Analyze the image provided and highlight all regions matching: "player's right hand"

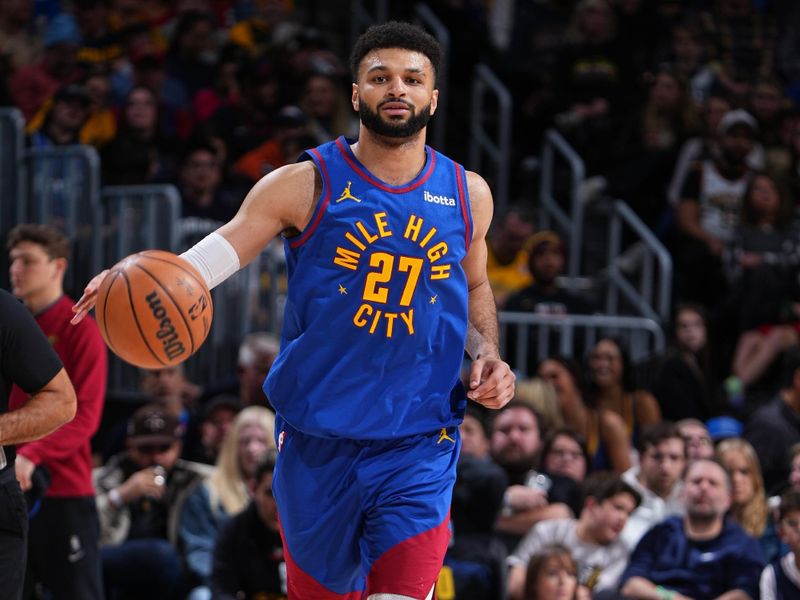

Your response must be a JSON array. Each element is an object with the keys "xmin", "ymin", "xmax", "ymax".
[{"xmin": 70, "ymin": 269, "xmax": 110, "ymax": 324}]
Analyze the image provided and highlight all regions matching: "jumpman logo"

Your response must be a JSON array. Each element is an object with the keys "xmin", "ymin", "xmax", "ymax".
[
  {"xmin": 437, "ymin": 428, "xmax": 455, "ymax": 445},
  {"xmin": 335, "ymin": 181, "xmax": 361, "ymax": 203}
]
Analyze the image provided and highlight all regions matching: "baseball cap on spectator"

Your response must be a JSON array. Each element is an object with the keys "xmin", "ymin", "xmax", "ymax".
[
  {"xmin": 705, "ymin": 416, "xmax": 743, "ymax": 442},
  {"xmin": 127, "ymin": 404, "xmax": 182, "ymax": 445},
  {"xmin": 43, "ymin": 13, "xmax": 83, "ymax": 48},
  {"xmin": 718, "ymin": 109, "xmax": 758, "ymax": 136},
  {"xmin": 54, "ymin": 84, "xmax": 91, "ymax": 107}
]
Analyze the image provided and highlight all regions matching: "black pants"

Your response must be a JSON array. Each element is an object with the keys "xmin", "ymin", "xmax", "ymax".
[
  {"xmin": 24, "ymin": 496, "xmax": 103, "ymax": 600},
  {"xmin": 0, "ymin": 468, "xmax": 28, "ymax": 600}
]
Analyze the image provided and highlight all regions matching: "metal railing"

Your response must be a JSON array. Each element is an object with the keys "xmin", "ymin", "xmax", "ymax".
[
  {"xmin": 100, "ymin": 185, "xmax": 182, "ymax": 264},
  {"xmin": 414, "ymin": 3, "xmax": 449, "ymax": 150},
  {"xmin": 468, "ymin": 63, "xmax": 512, "ymax": 211},
  {"xmin": 349, "ymin": 0, "xmax": 389, "ymax": 52},
  {"xmin": 604, "ymin": 200, "xmax": 673, "ymax": 323},
  {"xmin": 538, "ymin": 128, "xmax": 585, "ymax": 285},
  {"xmin": 0, "ymin": 107, "xmax": 25, "ymax": 238},
  {"xmin": 23, "ymin": 145, "xmax": 102, "ymax": 295},
  {"xmin": 499, "ymin": 311, "xmax": 665, "ymax": 377}
]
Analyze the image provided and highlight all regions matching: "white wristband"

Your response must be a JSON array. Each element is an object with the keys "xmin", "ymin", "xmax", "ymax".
[{"xmin": 180, "ymin": 231, "xmax": 241, "ymax": 290}]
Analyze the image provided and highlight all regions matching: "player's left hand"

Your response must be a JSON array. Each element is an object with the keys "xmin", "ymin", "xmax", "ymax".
[
  {"xmin": 467, "ymin": 356, "xmax": 515, "ymax": 409},
  {"xmin": 15, "ymin": 454, "xmax": 35, "ymax": 491}
]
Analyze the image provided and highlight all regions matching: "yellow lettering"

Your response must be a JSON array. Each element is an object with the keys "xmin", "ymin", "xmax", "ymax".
[
  {"xmin": 403, "ymin": 215, "xmax": 423, "ymax": 242},
  {"xmin": 374, "ymin": 212, "xmax": 392, "ymax": 238},
  {"xmin": 427, "ymin": 241, "xmax": 448, "ymax": 262},
  {"xmin": 436, "ymin": 566, "xmax": 456, "ymax": 600},
  {"xmin": 334, "ymin": 247, "xmax": 360, "ymax": 270},
  {"xmin": 419, "ymin": 226, "xmax": 437, "ymax": 248},
  {"xmin": 369, "ymin": 309, "xmax": 382, "ymax": 334},
  {"xmin": 384, "ymin": 312, "xmax": 398, "ymax": 337},
  {"xmin": 344, "ymin": 231, "xmax": 366, "ymax": 251},
  {"xmin": 356, "ymin": 221, "xmax": 378, "ymax": 244},
  {"xmin": 401, "ymin": 309, "xmax": 414, "ymax": 335},
  {"xmin": 430, "ymin": 264, "xmax": 451, "ymax": 280},
  {"xmin": 353, "ymin": 304, "xmax": 372, "ymax": 327}
]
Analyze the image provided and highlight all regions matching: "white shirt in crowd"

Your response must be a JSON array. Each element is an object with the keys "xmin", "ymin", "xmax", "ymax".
[{"xmin": 620, "ymin": 467, "xmax": 685, "ymax": 551}]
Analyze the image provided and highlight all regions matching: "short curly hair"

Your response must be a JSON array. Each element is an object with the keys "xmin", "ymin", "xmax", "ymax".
[{"xmin": 350, "ymin": 21, "xmax": 442, "ymax": 84}]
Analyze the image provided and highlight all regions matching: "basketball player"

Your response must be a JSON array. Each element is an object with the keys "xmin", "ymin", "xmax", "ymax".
[
  {"xmin": 8, "ymin": 224, "xmax": 107, "ymax": 600},
  {"xmin": 0, "ymin": 287, "xmax": 77, "ymax": 600},
  {"xmin": 73, "ymin": 21, "xmax": 515, "ymax": 599}
]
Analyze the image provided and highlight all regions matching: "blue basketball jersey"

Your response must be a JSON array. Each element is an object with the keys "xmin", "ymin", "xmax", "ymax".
[{"xmin": 265, "ymin": 136, "xmax": 473, "ymax": 439}]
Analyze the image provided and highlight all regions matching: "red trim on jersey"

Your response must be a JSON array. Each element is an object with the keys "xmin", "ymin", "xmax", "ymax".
[
  {"xmin": 335, "ymin": 137, "xmax": 437, "ymax": 193},
  {"xmin": 290, "ymin": 148, "xmax": 331, "ymax": 249},
  {"xmin": 365, "ymin": 514, "xmax": 450, "ymax": 598},
  {"xmin": 455, "ymin": 165, "xmax": 471, "ymax": 251},
  {"xmin": 278, "ymin": 522, "xmax": 362, "ymax": 599}
]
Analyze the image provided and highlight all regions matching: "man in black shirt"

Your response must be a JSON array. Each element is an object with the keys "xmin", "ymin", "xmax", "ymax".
[{"xmin": 0, "ymin": 288, "xmax": 77, "ymax": 600}]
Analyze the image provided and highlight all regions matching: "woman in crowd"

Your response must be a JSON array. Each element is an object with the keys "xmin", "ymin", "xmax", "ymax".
[
  {"xmin": 179, "ymin": 405, "xmax": 275, "ymax": 599},
  {"xmin": 717, "ymin": 437, "xmax": 781, "ymax": 562},
  {"xmin": 539, "ymin": 427, "xmax": 590, "ymax": 484},
  {"xmin": 537, "ymin": 356, "xmax": 631, "ymax": 474},
  {"xmin": 653, "ymin": 304, "xmax": 718, "ymax": 421},
  {"xmin": 523, "ymin": 544, "xmax": 580, "ymax": 600},
  {"xmin": 586, "ymin": 337, "xmax": 661, "ymax": 448}
]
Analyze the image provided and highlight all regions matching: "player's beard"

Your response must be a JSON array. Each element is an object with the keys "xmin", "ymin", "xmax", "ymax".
[{"xmin": 359, "ymin": 99, "xmax": 432, "ymax": 139}]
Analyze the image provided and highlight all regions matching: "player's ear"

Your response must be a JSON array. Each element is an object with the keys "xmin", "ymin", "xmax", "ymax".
[
  {"xmin": 352, "ymin": 83, "xmax": 359, "ymax": 111},
  {"xmin": 429, "ymin": 89, "xmax": 439, "ymax": 116},
  {"xmin": 54, "ymin": 257, "xmax": 68, "ymax": 278}
]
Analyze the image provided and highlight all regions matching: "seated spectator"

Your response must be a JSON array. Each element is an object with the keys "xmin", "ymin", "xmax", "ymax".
[
  {"xmin": 789, "ymin": 443, "xmax": 800, "ymax": 493},
  {"xmin": 180, "ymin": 406, "xmax": 275, "ymax": 598},
  {"xmin": 177, "ymin": 140, "xmax": 244, "ymax": 224},
  {"xmin": 723, "ymin": 173, "xmax": 800, "ymax": 407},
  {"xmin": 182, "ymin": 394, "xmax": 241, "ymax": 465},
  {"xmin": 447, "ymin": 404, "xmax": 509, "ymax": 599},
  {"xmin": 486, "ymin": 206, "xmax": 535, "ymax": 308},
  {"xmin": 209, "ymin": 451, "xmax": 287, "ymax": 599},
  {"xmin": 538, "ymin": 356, "xmax": 632, "ymax": 474},
  {"xmin": 300, "ymin": 71, "xmax": 359, "ymax": 144},
  {"xmin": 490, "ymin": 401, "xmax": 574, "ymax": 551},
  {"xmin": 676, "ymin": 418, "xmax": 716, "ymax": 460},
  {"xmin": 717, "ymin": 437, "xmax": 782, "ymax": 562},
  {"xmin": 744, "ymin": 348, "xmax": 800, "ymax": 493},
  {"xmin": 522, "ymin": 545, "xmax": 580, "ymax": 600},
  {"xmin": 505, "ymin": 231, "xmax": 594, "ymax": 372},
  {"xmin": 653, "ymin": 304, "xmax": 720, "ymax": 421},
  {"xmin": 507, "ymin": 473, "xmax": 641, "ymax": 599},
  {"xmin": 760, "ymin": 489, "xmax": 800, "ymax": 599},
  {"xmin": 79, "ymin": 72, "xmax": 117, "ymax": 148},
  {"xmin": 192, "ymin": 43, "xmax": 244, "ymax": 123},
  {"xmin": 10, "ymin": 12, "xmax": 83, "ymax": 122},
  {"xmin": 101, "ymin": 85, "xmax": 179, "ymax": 185},
  {"xmin": 673, "ymin": 109, "xmax": 759, "ymax": 307},
  {"xmin": 539, "ymin": 427, "xmax": 590, "ymax": 484},
  {"xmin": 94, "ymin": 403, "xmax": 212, "ymax": 600},
  {"xmin": 27, "ymin": 83, "xmax": 90, "ymax": 147},
  {"xmin": 617, "ymin": 458, "xmax": 766, "ymax": 600},
  {"xmin": 586, "ymin": 337, "xmax": 661, "ymax": 447},
  {"xmin": 620, "ymin": 422, "xmax": 687, "ymax": 551},
  {"xmin": 140, "ymin": 364, "xmax": 202, "ymax": 419},
  {"xmin": 514, "ymin": 377, "xmax": 564, "ymax": 433}
]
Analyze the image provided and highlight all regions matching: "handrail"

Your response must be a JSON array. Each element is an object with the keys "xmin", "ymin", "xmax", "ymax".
[
  {"xmin": 538, "ymin": 128, "xmax": 585, "ymax": 286},
  {"xmin": 414, "ymin": 3, "xmax": 449, "ymax": 150},
  {"xmin": 0, "ymin": 107, "xmax": 25, "ymax": 236},
  {"xmin": 605, "ymin": 200, "xmax": 673, "ymax": 322},
  {"xmin": 468, "ymin": 63, "xmax": 512, "ymax": 211},
  {"xmin": 499, "ymin": 311, "xmax": 665, "ymax": 375}
]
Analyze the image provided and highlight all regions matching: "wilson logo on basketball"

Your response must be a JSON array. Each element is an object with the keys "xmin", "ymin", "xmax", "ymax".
[{"xmin": 146, "ymin": 290, "xmax": 186, "ymax": 360}]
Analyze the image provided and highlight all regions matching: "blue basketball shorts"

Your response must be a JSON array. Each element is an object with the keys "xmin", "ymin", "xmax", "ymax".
[{"xmin": 272, "ymin": 414, "xmax": 460, "ymax": 599}]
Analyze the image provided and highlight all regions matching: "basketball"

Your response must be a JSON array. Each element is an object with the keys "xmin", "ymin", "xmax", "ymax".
[{"xmin": 95, "ymin": 250, "xmax": 214, "ymax": 369}]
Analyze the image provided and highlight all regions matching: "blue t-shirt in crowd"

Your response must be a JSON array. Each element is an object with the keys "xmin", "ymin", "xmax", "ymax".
[{"xmin": 621, "ymin": 516, "xmax": 766, "ymax": 599}]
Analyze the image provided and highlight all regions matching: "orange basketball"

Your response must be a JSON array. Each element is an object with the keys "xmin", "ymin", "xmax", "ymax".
[{"xmin": 95, "ymin": 250, "xmax": 213, "ymax": 369}]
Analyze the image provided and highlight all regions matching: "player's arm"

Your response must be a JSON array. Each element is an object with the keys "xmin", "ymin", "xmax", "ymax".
[
  {"xmin": 72, "ymin": 162, "xmax": 319, "ymax": 323},
  {"xmin": 463, "ymin": 171, "xmax": 515, "ymax": 409},
  {"xmin": 0, "ymin": 368, "xmax": 76, "ymax": 445}
]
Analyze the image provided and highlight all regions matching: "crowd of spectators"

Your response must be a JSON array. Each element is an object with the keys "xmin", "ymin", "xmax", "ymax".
[{"xmin": 8, "ymin": 0, "xmax": 800, "ymax": 599}]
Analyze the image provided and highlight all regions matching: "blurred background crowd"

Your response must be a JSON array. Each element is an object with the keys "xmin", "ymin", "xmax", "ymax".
[{"xmin": 7, "ymin": 0, "xmax": 800, "ymax": 599}]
